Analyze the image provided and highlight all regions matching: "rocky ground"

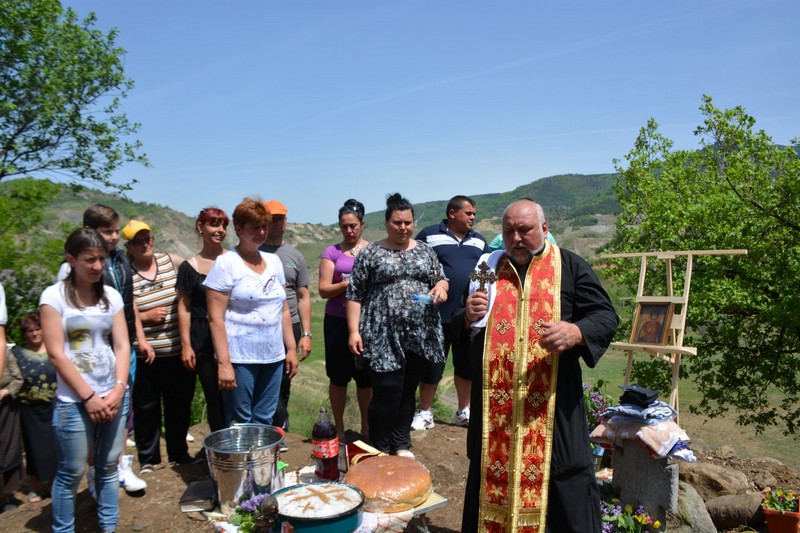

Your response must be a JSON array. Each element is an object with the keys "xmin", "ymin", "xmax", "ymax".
[
  {"xmin": 1, "ymin": 421, "xmax": 468, "ymax": 533},
  {"xmin": 2, "ymin": 422, "xmax": 798, "ymax": 532}
]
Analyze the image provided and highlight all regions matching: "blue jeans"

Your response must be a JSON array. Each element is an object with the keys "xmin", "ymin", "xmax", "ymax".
[
  {"xmin": 223, "ymin": 362, "xmax": 284, "ymax": 426},
  {"xmin": 51, "ymin": 391, "xmax": 129, "ymax": 533}
]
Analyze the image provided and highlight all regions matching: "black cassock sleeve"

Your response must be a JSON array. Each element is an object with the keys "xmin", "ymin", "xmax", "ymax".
[{"xmin": 552, "ymin": 249, "xmax": 617, "ymax": 474}]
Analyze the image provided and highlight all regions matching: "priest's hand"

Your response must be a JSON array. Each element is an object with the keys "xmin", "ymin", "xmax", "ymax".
[
  {"xmin": 540, "ymin": 321, "xmax": 584, "ymax": 352},
  {"xmin": 465, "ymin": 291, "xmax": 489, "ymax": 324}
]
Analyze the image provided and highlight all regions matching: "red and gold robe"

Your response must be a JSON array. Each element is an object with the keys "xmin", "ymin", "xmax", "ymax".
[{"xmin": 478, "ymin": 243, "xmax": 561, "ymax": 532}]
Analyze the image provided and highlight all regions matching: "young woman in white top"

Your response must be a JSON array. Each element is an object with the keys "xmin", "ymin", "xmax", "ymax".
[{"xmin": 40, "ymin": 228, "xmax": 130, "ymax": 533}]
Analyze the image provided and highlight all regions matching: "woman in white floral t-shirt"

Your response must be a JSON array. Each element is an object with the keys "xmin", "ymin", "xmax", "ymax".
[{"xmin": 40, "ymin": 228, "xmax": 130, "ymax": 533}]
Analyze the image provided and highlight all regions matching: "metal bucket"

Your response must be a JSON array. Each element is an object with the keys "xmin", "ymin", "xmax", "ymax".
[{"xmin": 203, "ymin": 424, "xmax": 284, "ymax": 514}]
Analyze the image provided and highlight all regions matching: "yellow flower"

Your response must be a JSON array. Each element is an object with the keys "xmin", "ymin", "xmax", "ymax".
[
  {"xmin": 624, "ymin": 503, "xmax": 633, "ymax": 514},
  {"xmin": 653, "ymin": 520, "xmax": 662, "ymax": 529}
]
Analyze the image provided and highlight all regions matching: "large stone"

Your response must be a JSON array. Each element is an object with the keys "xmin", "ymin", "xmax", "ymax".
[
  {"xmin": 612, "ymin": 440, "xmax": 679, "ymax": 525},
  {"xmin": 705, "ymin": 493, "xmax": 764, "ymax": 530},
  {"xmin": 751, "ymin": 470, "xmax": 778, "ymax": 490},
  {"xmin": 666, "ymin": 482, "xmax": 717, "ymax": 533},
  {"xmin": 715, "ymin": 445, "xmax": 737, "ymax": 460},
  {"xmin": 679, "ymin": 461, "xmax": 749, "ymax": 501}
]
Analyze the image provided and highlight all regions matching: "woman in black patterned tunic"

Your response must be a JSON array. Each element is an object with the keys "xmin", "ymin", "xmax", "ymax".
[
  {"xmin": 10, "ymin": 312, "xmax": 57, "ymax": 502},
  {"xmin": 346, "ymin": 193, "xmax": 448, "ymax": 455}
]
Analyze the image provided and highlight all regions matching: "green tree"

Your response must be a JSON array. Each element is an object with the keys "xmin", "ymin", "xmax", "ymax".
[
  {"xmin": 0, "ymin": 178, "xmax": 70, "ymax": 340},
  {"xmin": 0, "ymin": 0, "xmax": 148, "ymax": 190},
  {"xmin": 607, "ymin": 96, "xmax": 800, "ymax": 436}
]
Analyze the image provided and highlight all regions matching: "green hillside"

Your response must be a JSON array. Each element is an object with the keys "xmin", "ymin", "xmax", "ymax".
[{"xmin": 362, "ymin": 173, "xmax": 619, "ymax": 230}]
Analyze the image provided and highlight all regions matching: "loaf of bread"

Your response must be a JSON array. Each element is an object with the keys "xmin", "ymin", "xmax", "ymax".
[{"xmin": 343, "ymin": 455, "xmax": 432, "ymax": 513}]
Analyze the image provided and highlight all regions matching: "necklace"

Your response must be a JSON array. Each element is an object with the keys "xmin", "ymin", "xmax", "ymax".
[{"xmin": 344, "ymin": 239, "xmax": 363, "ymax": 256}]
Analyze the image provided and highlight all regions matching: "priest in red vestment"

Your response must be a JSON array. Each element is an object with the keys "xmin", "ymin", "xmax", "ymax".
[{"xmin": 455, "ymin": 199, "xmax": 618, "ymax": 533}]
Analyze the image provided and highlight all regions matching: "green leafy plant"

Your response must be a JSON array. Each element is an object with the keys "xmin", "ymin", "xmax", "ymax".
[
  {"xmin": 762, "ymin": 489, "xmax": 800, "ymax": 513},
  {"xmin": 227, "ymin": 493, "xmax": 270, "ymax": 533}
]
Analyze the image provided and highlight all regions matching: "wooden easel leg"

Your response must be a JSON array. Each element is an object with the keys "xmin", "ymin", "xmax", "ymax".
[
  {"xmin": 670, "ymin": 354, "xmax": 681, "ymax": 424},
  {"xmin": 624, "ymin": 350, "xmax": 635, "ymax": 385}
]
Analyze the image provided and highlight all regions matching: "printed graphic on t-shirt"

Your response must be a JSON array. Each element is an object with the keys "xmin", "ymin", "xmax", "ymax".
[{"xmin": 65, "ymin": 314, "xmax": 115, "ymax": 384}]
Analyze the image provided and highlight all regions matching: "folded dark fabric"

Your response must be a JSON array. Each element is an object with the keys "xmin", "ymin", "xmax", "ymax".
[{"xmin": 619, "ymin": 384, "xmax": 659, "ymax": 407}]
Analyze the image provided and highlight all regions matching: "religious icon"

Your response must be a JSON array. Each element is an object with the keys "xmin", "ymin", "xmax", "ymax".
[{"xmin": 630, "ymin": 302, "xmax": 673, "ymax": 345}]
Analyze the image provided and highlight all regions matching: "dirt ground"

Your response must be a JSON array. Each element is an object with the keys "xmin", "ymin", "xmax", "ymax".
[
  {"xmin": 1, "ymin": 421, "xmax": 468, "ymax": 533},
  {"xmin": 3, "ymin": 421, "xmax": 798, "ymax": 533}
]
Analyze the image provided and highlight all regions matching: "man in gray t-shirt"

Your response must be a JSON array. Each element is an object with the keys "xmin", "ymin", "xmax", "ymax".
[{"xmin": 259, "ymin": 200, "xmax": 313, "ymax": 434}]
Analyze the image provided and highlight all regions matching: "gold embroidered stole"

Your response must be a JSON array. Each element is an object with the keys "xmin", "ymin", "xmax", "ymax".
[{"xmin": 478, "ymin": 243, "xmax": 561, "ymax": 532}]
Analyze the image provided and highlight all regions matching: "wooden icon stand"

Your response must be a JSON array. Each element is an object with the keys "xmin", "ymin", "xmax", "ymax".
[{"xmin": 601, "ymin": 249, "xmax": 747, "ymax": 421}]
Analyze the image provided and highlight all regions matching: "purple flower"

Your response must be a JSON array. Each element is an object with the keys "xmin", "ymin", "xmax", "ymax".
[{"xmin": 240, "ymin": 492, "xmax": 269, "ymax": 513}]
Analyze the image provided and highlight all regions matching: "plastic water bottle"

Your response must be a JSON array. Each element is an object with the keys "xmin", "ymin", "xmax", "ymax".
[
  {"xmin": 411, "ymin": 293, "xmax": 434, "ymax": 304},
  {"xmin": 592, "ymin": 445, "xmax": 605, "ymax": 472},
  {"xmin": 312, "ymin": 407, "xmax": 339, "ymax": 481}
]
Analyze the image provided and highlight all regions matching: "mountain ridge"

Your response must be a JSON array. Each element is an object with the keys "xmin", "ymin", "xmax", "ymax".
[{"xmin": 2, "ymin": 172, "xmax": 619, "ymax": 279}]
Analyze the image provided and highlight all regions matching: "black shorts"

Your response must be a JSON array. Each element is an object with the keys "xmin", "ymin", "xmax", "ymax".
[
  {"xmin": 324, "ymin": 314, "xmax": 372, "ymax": 388},
  {"xmin": 419, "ymin": 322, "xmax": 471, "ymax": 384}
]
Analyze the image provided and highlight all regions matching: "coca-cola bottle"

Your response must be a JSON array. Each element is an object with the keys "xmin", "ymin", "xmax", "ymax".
[{"xmin": 312, "ymin": 407, "xmax": 339, "ymax": 481}]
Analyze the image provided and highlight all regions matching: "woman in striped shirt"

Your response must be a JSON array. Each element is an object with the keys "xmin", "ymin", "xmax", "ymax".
[{"xmin": 124, "ymin": 220, "xmax": 196, "ymax": 472}]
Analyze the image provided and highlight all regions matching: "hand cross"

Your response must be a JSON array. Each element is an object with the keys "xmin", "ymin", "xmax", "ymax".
[{"xmin": 469, "ymin": 261, "xmax": 497, "ymax": 293}]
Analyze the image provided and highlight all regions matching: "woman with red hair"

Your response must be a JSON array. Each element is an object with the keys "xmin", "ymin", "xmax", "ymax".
[{"xmin": 177, "ymin": 207, "xmax": 229, "ymax": 433}]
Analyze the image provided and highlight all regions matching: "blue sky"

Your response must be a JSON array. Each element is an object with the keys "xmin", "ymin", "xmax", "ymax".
[{"xmin": 65, "ymin": 0, "xmax": 799, "ymax": 224}]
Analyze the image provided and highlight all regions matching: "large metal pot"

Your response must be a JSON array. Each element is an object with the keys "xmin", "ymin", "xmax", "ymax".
[
  {"xmin": 203, "ymin": 424, "xmax": 283, "ymax": 515},
  {"xmin": 272, "ymin": 483, "xmax": 364, "ymax": 533}
]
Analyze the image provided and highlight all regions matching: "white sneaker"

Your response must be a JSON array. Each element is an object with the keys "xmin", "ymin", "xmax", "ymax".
[
  {"xmin": 456, "ymin": 407, "xmax": 470, "ymax": 427},
  {"xmin": 86, "ymin": 466, "xmax": 97, "ymax": 501},
  {"xmin": 410, "ymin": 409, "xmax": 434, "ymax": 431},
  {"xmin": 186, "ymin": 432, "xmax": 195, "ymax": 442},
  {"xmin": 119, "ymin": 454, "xmax": 147, "ymax": 492}
]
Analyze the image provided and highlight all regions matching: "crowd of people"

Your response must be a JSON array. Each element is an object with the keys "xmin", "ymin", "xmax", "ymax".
[{"xmin": 0, "ymin": 193, "xmax": 618, "ymax": 532}]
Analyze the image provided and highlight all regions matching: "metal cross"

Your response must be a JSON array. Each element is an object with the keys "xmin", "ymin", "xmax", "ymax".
[{"xmin": 469, "ymin": 261, "xmax": 497, "ymax": 293}]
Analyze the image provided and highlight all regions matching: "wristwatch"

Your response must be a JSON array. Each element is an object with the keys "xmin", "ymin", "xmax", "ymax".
[{"xmin": 302, "ymin": 331, "xmax": 313, "ymax": 339}]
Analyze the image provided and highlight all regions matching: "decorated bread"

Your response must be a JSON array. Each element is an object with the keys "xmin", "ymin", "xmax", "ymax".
[
  {"xmin": 343, "ymin": 455, "xmax": 432, "ymax": 513},
  {"xmin": 274, "ymin": 482, "xmax": 363, "ymax": 518}
]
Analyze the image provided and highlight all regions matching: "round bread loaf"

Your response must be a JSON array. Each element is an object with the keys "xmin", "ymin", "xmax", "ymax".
[{"xmin": 343, "ymin": 455, "xmax": 432, "ymax": 513}]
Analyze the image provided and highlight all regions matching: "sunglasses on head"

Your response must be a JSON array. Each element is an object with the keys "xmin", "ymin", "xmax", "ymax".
[{"xmin": 339, "ymin": 203, "xmax": 362, "ymax": 216}]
